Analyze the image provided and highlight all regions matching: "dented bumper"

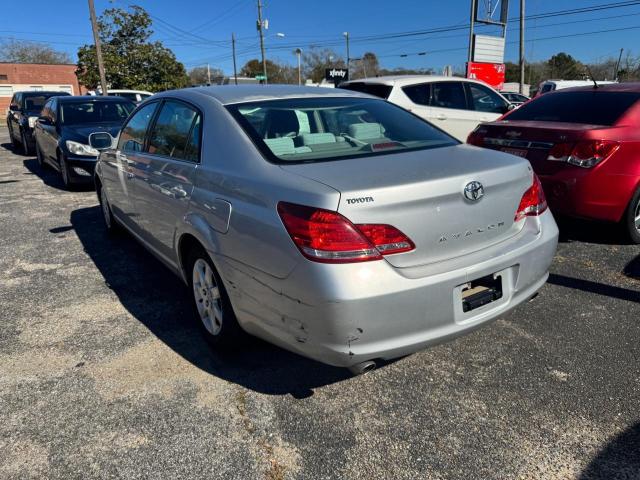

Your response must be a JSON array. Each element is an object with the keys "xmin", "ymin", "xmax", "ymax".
[{"xmin": 217, "ymin": 211, "xmax": 558, "ymax": 368}]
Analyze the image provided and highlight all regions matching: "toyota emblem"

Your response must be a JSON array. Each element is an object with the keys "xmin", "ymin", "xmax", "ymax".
[{"xmin": 464, "ymin": 181, "xmax": 484, "ymax": 201}]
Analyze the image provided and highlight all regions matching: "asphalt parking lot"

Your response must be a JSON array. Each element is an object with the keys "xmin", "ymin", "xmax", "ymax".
[{"xmin": 0, "ymin": 126, "xmax": 639, "ymax": 480}]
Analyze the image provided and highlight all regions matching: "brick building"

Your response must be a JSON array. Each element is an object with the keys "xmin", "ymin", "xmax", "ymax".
[{"xmin": 0, "ymin": 63, "xmax": 86, "ymax": 120}]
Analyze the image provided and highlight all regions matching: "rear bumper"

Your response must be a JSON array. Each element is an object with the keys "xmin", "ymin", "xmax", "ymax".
[
  {"xmin": 539, "ymin": 168, "xmax": 639, "ymax": 223},
  {"xmin": 218, "ymin": 211, "xmax": 559, "ymax": 368}
]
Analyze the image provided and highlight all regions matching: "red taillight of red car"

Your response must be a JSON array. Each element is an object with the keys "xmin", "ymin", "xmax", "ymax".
[
  {"xmin": 467, "ymin": 129, "xmax": 484, "ymax": 147},
  {"xmin": 515, "ymin": 173, "xmax": 548, "ymax": 222},
  {"xmin": 547, "ymin": 140, "xmax": 620, "ymax": 168},
  {"xmin": 277, "ymin": 202, "xmax": 414, "ymax": 263}
]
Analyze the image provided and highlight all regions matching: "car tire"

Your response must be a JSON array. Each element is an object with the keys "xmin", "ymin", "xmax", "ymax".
[
  {"xmin": 187, "ymin": 247, "xmax": 243, "ymax": 348},
  {"xmin": 58, "ymin": 153, "xmax": 73, "ymax": 190},
  {"xmin": 20, "ymin": 130, "xmax": 31, "ymax": 156},
  {"xmin": 98, "ymin": 185, "xmax": 120, "ymax": 234},
  {"xmin": 623, "ymin": 186, "xmax": 640, "ymax": 244}
]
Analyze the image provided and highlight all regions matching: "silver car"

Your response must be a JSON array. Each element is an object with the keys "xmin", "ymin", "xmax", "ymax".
[{"xmin": 94, "ymin": 86, "xmax": 558, "ymax": 374}]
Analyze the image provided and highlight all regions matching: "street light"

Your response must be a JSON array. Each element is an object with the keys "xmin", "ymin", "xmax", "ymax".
[
  {"xmin": 295, "ymin": 48, "xmax": 303, "ymax": 85},
  {"xmin": 343, "ymin": 32, "xmax": 350, "ymax": 72}
]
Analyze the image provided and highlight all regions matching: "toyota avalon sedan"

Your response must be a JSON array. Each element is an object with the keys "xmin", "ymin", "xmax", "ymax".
[
  {"xmin": 94, "ymin": 86, "xmax": 558, "ymax": 373},
  {"xmin": 34, "ymin": 96, "xmax": 135, "ymax": 188}
]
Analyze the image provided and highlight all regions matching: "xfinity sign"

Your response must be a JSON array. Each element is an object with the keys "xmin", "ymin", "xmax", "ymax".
[{"xmin": 325, "ymin": 68, "xmax": 349, "ymax": 83}]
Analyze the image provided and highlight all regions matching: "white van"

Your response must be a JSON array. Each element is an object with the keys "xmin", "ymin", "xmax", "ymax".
[
  {"xmin": 340, "ymin": 76, "xmax": 512, "ymax": 141},
  {"xmin": 536, "ymin": 80, "xmax": 616, "ymax": 96}
]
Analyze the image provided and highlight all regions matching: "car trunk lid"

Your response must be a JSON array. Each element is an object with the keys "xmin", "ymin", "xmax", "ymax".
[{"xmin": 280, "ymin": 144, "xmax": 533, "ymax": 268}]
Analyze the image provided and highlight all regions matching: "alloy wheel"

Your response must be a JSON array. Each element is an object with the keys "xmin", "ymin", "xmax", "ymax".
[{"xmin": 192, "ymin": 258, "xmax": 223, "ymax": 336}]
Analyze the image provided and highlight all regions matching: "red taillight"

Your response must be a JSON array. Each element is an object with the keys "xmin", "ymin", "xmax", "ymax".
[
  {"xmin": 515, "ymin": 173, "xmax": 548, "ymax": 222},
  {"xmin": 547, "ymin": 140, "xmax": 620, "ymax": 168},
  {"xmin": 277, "ymin": 202, "xmax": 414, "ymax": 263},
  {"xmin": 467, "ymin": 130, "xmax": 484, "ymax": 147}
]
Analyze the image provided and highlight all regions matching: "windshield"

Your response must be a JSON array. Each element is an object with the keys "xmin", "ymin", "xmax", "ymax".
[
  {"xmin": 226, "ymin": 97, "xmax": 457, "ymax": 164},
  {"xmin": 505, "ymin": 91, "xmax": 640, "ymax": 126},
  {"xmin": 60, "ymin": 101, "xmax": 134, "ymax": 125}
]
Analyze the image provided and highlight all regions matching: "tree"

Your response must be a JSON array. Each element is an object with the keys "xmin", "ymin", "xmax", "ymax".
[
  {"xmin": 188, "ymin": 66, "xmax": 224, "ymax": 85},
  {"xmin": 76, "ymin": 6, "xmax": 188, "ymax": 92},
  {"xmin": 239, "ymin": 58, "xmax": 296, "ymax": 84},
  {"xmin": 547, "ymin": 52, "xmax": 584, "ymax": 80},
  {"xmin": 301, "ymin": 48, "xmax": 346, "ymax": 83},
  {"xmin": 352, "ymin": 52, "xmax": 380, "ymax": 79},
  {"xmin": 0, "ymin": 39, "xmax": 71, "ymax": 64}
]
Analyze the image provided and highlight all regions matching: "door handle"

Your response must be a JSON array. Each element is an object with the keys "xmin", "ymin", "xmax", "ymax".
[{"xmin": 437, "ymin": 114, "xmax": 447, "ymax": 120}]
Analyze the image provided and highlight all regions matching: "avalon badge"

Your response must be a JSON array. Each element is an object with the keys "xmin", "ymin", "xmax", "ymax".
[{"xmin": 464, "ymin": 181, "xmax": 484, "ymax": 201}]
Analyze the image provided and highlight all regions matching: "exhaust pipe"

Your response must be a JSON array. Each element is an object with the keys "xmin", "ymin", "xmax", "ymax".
[{"xmin": 348, "ymin": 360, "xmax": 376, "ymax": 376}]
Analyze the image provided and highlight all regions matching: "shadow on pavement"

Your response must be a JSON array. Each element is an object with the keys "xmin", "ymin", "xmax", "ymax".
[
  {"xmin": 579, "ymin": 422, "xmax": 640, "ymax": 479},
  {"xmin": 548, "ymin": 273, "xmax": 640, "ymax": 303},
  {"xmin": 556, "ymin": 215, "xmax": 630, "ymax": 245},
  {"xmin": 22, "ymin": 158, "xmax": 92, "ymax": 191},
  {"xmin": 69, "ymin": 205, "xmax": 352, "ymax": 397}
]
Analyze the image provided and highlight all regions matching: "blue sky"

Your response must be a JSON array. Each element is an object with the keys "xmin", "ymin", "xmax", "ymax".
[{"xmin": 2, "ymin": 0, "xmax": 639, "ymax": 74}]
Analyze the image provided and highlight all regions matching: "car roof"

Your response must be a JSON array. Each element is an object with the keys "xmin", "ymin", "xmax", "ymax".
[
  {"xmin": 154, "ymin": 85, "xmax": 373, "ymax": 105},
  {"xmin": 19, "ymin": 91, "xmax": 70, "ymax": 97},
  {"xmin": 107, "ymin": 89, "xmax": 153, "ymax": 94},
  {"xmin": 56, "ymin": 95, "xmax": 136, "ymax": 103},
  {"xmin": 341, "ymin": 75, "xmax": 488, "ymax": 87},
  {"xmin": 551, "ymin": 82, "xmax": 640, "ymax": 94}
]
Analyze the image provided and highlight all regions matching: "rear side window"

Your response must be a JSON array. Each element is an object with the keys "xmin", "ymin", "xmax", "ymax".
[
  {"xmin": 505, "ymin": 91, "xmax": 640, "ymax": 126},
  {"xmin": 467, "ymin": 83, "xmax": 507, "ymax": 113},
  {"xmin": 226, "ymin": 96, "xmax": 457, "ymax": 164},
  {"xmin": 339, "ymin": 82, "xmax": 393, "ymax": 99},
  {"xmin": 147, "ymin": 100, "xmax": 200, "ymax": 161},
  {"xmin": 431, "ymin": 82, "xmax": 467, "ymax": 110},
  {"xmin": 119, "ymin": 102, "xmax": 158, "ymax": 152},
  {"xmin": 402, "ymin": 83, "xmax": 431, "ymax": 106}
]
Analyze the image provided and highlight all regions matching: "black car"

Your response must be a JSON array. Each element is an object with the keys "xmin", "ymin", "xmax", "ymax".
[
  {"xmin": 6, "ymin": 91, "xmax": 71, "ymax": 155},
  {"xmin": 34, "ymin": 96, "xmax": 135, "ymax": 188}
]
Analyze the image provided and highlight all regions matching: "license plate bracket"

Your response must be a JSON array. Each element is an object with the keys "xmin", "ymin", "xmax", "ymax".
[{"xmin": 461, "ymin": 274, "xmax": 503, "ymax": 313}]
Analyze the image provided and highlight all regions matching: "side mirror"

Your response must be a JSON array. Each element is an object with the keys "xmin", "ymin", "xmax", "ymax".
[
  {"xmin": 88, "ymin": 131, "xmax": 116, "ymax": 150},
  {"xmin": 37, "ymin": 116, "xmax": 51, "ymax": 126}
]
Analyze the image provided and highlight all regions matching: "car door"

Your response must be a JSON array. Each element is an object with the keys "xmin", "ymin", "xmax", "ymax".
[
  {"xmin": 37, "ymin": 98, "xmax": 59, "ymax": 163},
  {"xmin": 103, "ymin": 101, "xmax": 160, "ymax": 232},
  {"xmin": 465, "ymin": 82, "xmax": 510, "ymax": 124},
  {"xmin": 7, "ymin": 94, "xmax": 21, "ymax": 141},
  {"xmin": 428, "ymin": 81, "xmax": 482, "ymax": 141},
  {"xmin": 129, "ymin": 99, "xmax": 201, "ymax": 263}
]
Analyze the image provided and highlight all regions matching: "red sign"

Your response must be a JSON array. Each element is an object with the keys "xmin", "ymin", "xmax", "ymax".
[{"xmin": 466, "ymin": 62, "xmax": 506, "ymax": 90}]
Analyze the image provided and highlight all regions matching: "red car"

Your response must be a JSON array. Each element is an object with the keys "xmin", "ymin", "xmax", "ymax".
[{"xmin": 467, "ymin": 83, "xmax": 640, "ymax": 243}]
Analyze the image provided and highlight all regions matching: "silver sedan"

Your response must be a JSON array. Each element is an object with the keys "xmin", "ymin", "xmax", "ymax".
[{"xmin": 94, "ymin": 86, "xmax": 558, "ymax": 374}]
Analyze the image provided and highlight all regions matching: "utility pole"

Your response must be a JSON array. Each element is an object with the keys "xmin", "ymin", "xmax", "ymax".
[
  {"xmin": 468, "ymin": 0, "xmax": 477, "ymax": 66},
  {"xmin": 295, "ymin": 48, "xmax": 302, "ymax": 85},
  {"xmin": 257, "ymin": 0, "xmax": 267, "ymax": 84},
  {"xmin": 519, "ymin": 0, "xmax": 525, "ymax": 94},
  {"xmin": 232, "ymin": 33, "xmax": 238, "ymax": 85},
  {"xmin": 343, "ymin": 32, "xmax": 350, "ymax": 74},
  {"xmin": 207, "ymin": 63, "xmax": 211, "ymax": 85},
  {"xmin": 88, "ymin": 0, "xmax": 108, "ymax": 96},
  {"xmin": 614, "ymin": 48, "xmax": 624, "ymax": 80}
]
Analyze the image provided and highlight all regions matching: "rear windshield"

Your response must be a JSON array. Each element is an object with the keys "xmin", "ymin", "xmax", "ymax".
[
  {"xmin": 226, "ymin": 97, "xmax": 457, "ymax": 164},
  {"xmin": 22, "ymin": 93, "xmax": 68, "ymax": 111},
  {"xmin": 60, "ymin": 101, "xmax": 135, "ymax": 124},
  {"xmin": 338, "ymin": 83, "xmax": 393, "ymax": 99},
  {"xmin": 506, "ymin": 91, "xmax": 640, "ymax": 125}
]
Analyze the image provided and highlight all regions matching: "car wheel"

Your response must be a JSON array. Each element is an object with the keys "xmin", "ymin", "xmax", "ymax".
[
  {"xmin": 187, "ymin": 247, "xmax": 243, "ymax": 347},
  {"xmin": 623, "ymin": 186, "xmax": 640, "ymax": 244},
  {"xmin": 98, "ymin": 185, "xmax": 119, "ymax": 234},
  {"xmin": 59, "ymin": 154, "xmax": 72, "ymax": 189},
  {"xmin": 20, "ymin": 130, "xmax": 31, "ymax": 156}
]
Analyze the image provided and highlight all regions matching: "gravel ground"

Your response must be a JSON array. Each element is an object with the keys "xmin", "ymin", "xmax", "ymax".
[{"xmin": 1, "ymin": 126, "xmax": 639, "ymax": 479}]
